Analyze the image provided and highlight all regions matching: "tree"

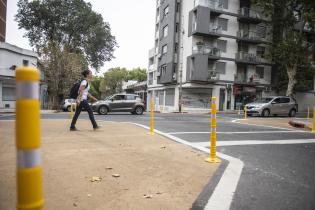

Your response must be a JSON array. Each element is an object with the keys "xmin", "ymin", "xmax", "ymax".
[
  {"xmin": 41, "ymin": 42, "xmax": 88, "ymax": 109},
  {"xmin": 99, "ymin": 67, "xmax": 128, "ymax": 97},
  {"xmin": 253, "ymin": 0, "xmax": 315, "ymax": 96},
  {"xmin": 127, "ymin": 67, "xmax": 147, "ymax": 82},
  {"xmin": 90, "ymin": 76, "xmax": 102, "ymax": 100},
  {"xmin": 16, "ymin": 0, "xmax": 117, "ymax": 69}
]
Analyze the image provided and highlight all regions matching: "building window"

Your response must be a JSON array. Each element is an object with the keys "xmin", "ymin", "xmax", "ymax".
[
  {"xmin": 256, "ymin": 46, "xmax": 265, "ymax": 58},
  {"xmin": 163, "ymin": 25, "xmax": 168, "ymax": 37},
  {"xmin": 216, "ymin": 62, "xmax": 226, "ymax": 74},
  {"xmin": 217, "ymin": 39, "xmax": 227, "ymax": 52},
  {"xmin": 219, "ymin": 0, "xmax": 228, "ymax": 9},
  {"xmin": 161, "ymin": 65, "xmax": 167, "ymax": 75},
  {"xmin": 175, "ymin": 23, "xmax": 179, "ymax": 33},
  {"xmin": 256, "ymin": 66, "xmax": 264, "ymax": 78},
  {"xmin": 174, "ymin": 43, "xmax": 178, "ymax": 53},
  {"xmin": 162, "ymin": 44, "xmax": 168, "ymax": 54},
  {"xmin": 218, "ymin": 18, "xmax": 228, "ymax": 31},
  {"xmin": 176, "ymin": 2, "xmax": 180, "ymax": 12},
  {"xmin": 165, "ymin": 89, "xmax": 175, "ymax": 106},
  {"xmin": 3, "ymin": 87, "xmax": 16, "ymax": 101},
  {"xmin": 23, "ymin": 60, "xmax": 29, "ymax": 66},
  {"xmin": 164, "ymin": 5, "xmax": 169, "ymax": 17}
]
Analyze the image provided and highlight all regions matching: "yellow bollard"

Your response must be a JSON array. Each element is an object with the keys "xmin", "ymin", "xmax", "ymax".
[
  {"xmin": 16, "ymin": 66, "xmax": 44, "ymax": 210},
  {"xmin": 312, "ymin": 107, "xmax": 315, "ymax": 133},
  {"xmin": 206, "ymin": 97, "xmax": 221, "ymax": 163},
  {"xmin": 244, "ymin": 106, "xmax": 247, "ymax": 119},
  {"xmin": 307, "ymin": 107, "xmax": 310, "ymax": 120},
  {"xmin": 150, "ymin": 98, "xmax": 154, "ymax": 135}
]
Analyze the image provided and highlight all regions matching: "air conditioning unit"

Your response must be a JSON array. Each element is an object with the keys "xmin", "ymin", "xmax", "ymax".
[{"xmin": 157, "ymin": 53, "xmax": 162, "ymax": 59}]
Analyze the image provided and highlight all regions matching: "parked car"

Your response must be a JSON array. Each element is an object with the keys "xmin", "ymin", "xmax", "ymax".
[
  {"xmin": 92, "ymin": 94, "xmax": 145, "ymax": 115},
  {"xmin": 61, "ymin": 99, "xmax": 76, "ymax": 112},
  {"xmin": 61, "ymin": 99, "xmax": 90, "ymax": 112},
  {"xmin": 245, "ymin": 96, "xmax": 298, "ymax": 117}
]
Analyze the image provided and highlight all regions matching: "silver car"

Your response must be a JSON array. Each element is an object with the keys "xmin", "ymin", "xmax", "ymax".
[
  {"xmin": 92, "ymin": 94, "xmax": 145, "ymax": 115},
  {"xmin": 245, "ymin": 96, "xmax": 298, "ymax": 117}
]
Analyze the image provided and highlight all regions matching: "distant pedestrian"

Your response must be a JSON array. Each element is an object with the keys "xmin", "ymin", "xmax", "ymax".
[{"xmin": 70, "ymin": 70, "xmax": 100, "ymax": 131}]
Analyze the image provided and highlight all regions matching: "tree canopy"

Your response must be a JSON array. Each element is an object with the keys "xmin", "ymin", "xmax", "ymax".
[
  {"xmin": 16, "ymin": 0, "xmax": 117, "ymax": 69},
  {"xmin": 253, "ymin": 0, "xmax": 315, "ymax": 96}
]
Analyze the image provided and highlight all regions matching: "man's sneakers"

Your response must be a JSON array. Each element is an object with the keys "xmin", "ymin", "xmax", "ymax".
[
  {"xmin": 70, "ymin": 127, "xmax": 78, "ymax": 131},
  {"xmin": 93, "ymin": 125, "xmax": 102, "ymax": 130}
]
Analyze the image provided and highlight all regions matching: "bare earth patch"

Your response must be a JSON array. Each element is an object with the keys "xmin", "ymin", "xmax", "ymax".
[{"xmin": 0, "ymin": 119, "xmax": 218, "ymax": 210}]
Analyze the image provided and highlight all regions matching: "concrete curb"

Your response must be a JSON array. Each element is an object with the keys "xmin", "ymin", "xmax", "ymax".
[{"xmin": 288, "ymin": 120, "xmax": 312, "ymax": 131}]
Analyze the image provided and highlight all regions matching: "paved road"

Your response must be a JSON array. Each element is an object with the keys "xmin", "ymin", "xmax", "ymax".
[{"xmin": 2, "ymin": 112, "xmax": 315, "ymax": 210}]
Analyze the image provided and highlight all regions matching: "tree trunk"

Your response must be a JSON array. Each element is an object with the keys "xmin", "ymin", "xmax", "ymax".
[{"xmin": 286, "ymin": 64, "xmax": 297, "ymax": 97}]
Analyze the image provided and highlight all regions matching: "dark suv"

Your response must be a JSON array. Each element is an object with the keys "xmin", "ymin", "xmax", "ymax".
[{"xmin": 92, "ymin": 94, "xmax": 145, "ymax": 115}]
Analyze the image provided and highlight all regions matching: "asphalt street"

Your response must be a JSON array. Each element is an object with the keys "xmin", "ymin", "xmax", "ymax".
[{"xmin": 1, "ymin": 112, "xmax": 315, "ymax": 210}]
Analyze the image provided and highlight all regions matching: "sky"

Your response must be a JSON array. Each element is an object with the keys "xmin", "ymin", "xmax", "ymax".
[{"xmin": 6, "ymin": 0, "xmax": 156, "ymax": 75}]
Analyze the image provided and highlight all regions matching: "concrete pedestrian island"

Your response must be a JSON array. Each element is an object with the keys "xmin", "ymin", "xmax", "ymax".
[{"xmin": 0, "ymin": 119, "xmax": 218, "ymax": 210}]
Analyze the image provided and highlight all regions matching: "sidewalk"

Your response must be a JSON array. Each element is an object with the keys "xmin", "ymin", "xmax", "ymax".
[
  {"xmin": 0, "ymin": 120, "xmax": 219, "ymax": 210},
  {"xmin": 289, "ymin": 119, "xmax": 314, "ymax": 131}
]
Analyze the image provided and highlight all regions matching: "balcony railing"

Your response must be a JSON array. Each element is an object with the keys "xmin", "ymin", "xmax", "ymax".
[
  {"xmin": 209, "ymin": 24, "xmax": 223, "ymax": 34},
  {"xmin": 239, "ymin": 7, "xmax": 263, "ymax": 20},
  {"xmin": 194, "ymin": 0, "xmax": 224, "ymax": 11},
  {"xmin": 237, "ymin": 30, "xmax": 270, "ymax": 42},
  {"xmin": 208, "ymin": 69, "xmax": 220, "ymax": 81},
  {"xmin": 235, "ymin": 52, "xmax": 271, "ymax": 65},
  {"xmin": 192, "ymin": 45, "xmax": 221, "ymax": 57}
]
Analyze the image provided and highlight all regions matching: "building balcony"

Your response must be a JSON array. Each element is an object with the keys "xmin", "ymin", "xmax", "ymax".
[
  {"xmin": 235, "ymin": 52, "xmax": 272, "ymax": 65},
  {"xmin": 208, "ymin": 69, "xmax": 220, "ymax": 82},
  {"xmin": 192, "ymin": 45, "xmax": 221, "ymax": 60},
  {"xmin": 238, "ymin": 7, "xmax": 265, "ymax": 24},
  {"xmin": 194, "ymin": 0, "xmax": 224, "ymax": 15},
  {"xmin": 236, "ymin": 30, "xmax": 271, "ymax": 44}
]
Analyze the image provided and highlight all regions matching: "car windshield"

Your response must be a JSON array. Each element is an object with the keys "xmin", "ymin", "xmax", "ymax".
[{"xmin": 254, "ymin": 98, "xmax": 274, "ymax": 103}]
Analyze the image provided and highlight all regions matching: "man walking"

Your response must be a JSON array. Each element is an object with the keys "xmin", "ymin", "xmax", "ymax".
[{"xmin": 70, "ymin": 70, "xmax": 100, "ymax": 131}]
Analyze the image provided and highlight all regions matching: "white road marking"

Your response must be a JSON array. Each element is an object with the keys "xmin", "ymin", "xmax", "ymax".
[
  {"xmin": 167, "ymin": 130, "xmax": 309, "ymax": 135},
  {"xmin": 231, "ymin": 119, "xmax": 298, "ymax": 131},
  {"xmin": 128, "ymin": 122, "xmax": 244, "ymax": 210},
  {"xmin": 195, "ymin": 139, "xmax": 315, "ymax": 147}
]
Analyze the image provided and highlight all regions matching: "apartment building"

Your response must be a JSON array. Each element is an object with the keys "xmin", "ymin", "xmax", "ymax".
[
  {"xmin": 147, "ymin": 0, "xmax": 272, "ymax": 112},
  {"xmin": 0, "ymin": 0, "xmax": 6, "ymax": 42}
]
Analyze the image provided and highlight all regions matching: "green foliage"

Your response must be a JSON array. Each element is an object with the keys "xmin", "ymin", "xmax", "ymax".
[
  {"xmin": 253, "ymin": 0, "xmax": 315, "ymax": 95},
  {"xmin": 90, "ymin": 76, "xmax": 102, "ymax": 99},
  {"xmin": 98, "ymin": 67, "xmax": 148, "ymax": 98},
  {"xmin": 41, "ymin": 42, "xmax": 88, "ymax": 108},
  {"xmin": 127, "ymin": 67, "xmax": 147, "ymax": 82},
  {"xmin": 16, "ymin": 0, "xmax": 117, "ymax": 69},
  {"xmin": 99, "ymin": 67, "xmax": 129, "ymax": 97}
]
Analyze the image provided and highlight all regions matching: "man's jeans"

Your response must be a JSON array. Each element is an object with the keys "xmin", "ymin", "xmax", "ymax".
[{"xmin": 70, "ymin": 100, "xmax": 98, "ymax": 129}]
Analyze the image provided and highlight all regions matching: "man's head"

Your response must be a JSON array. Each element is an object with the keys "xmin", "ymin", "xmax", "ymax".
[{"xmin": 82, "ymin": 70, "xmax": 92, "ymax": 79}]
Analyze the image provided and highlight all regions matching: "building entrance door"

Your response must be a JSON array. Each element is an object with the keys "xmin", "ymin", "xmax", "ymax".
[{"xmin": 219, "ymin": 88, "xmax": 225, "ymax": 111}]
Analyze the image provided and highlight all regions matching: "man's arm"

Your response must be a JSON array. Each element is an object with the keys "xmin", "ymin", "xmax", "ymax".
[
  {"xmin": 88, "ymin": 93, "xmax": 98, "ymax": 101},
  {"xmin": 76, "ymin": 85, "xmax": 85, "ymax": 104}
]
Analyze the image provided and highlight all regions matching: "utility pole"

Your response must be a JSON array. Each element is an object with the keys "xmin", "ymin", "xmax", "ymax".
[{"xmin": 178, "ymin": 2, "xmax": 184, "ymax": 113}]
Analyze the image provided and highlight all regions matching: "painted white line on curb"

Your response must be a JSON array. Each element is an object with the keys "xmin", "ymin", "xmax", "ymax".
[
  {"xmin": 231, "ymin": 119, "xmax": 298, "ymax": 131},
  {"xmin": 195, "ymin": 139, "xmax": 315, "ymax": 147},
  {"xmin": 167, "ymin": 130, "xmax": 308, "ymax": 135},
  {"xmin": 128, "ymin": 122, "xmax": 244, "ymax": 210}
]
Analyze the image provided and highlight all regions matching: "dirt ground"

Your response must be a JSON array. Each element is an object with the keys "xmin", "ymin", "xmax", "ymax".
[{"xmin": 0, "ymin": 120, "xmax": 218, "ymax": 210}]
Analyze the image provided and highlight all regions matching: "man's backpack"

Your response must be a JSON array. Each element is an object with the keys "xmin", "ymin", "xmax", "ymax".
[{"xmin": 69, "ymin": 79, "xmax": 88, "ymax": 99}]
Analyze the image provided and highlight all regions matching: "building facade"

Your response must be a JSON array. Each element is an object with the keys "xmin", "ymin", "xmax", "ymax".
[
  {"xmin": 0, "ymin": 0, "xmax": 6, "ymax": 42},
  {"xmin": 147, "ymin": 0, "xmax": 273, "ymax": 112},
  {"xmin": 0, "ymin": 42, "xmax": 47, "ymax": 109}
]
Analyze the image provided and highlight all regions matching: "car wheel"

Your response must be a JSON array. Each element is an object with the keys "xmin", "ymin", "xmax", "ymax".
[
  {"xmin": 289, "ymin": 109, "xmax": 296, "ymax": 117},
  {"xmin": 261, "ymin": 109, "xmax": 270, "ymax": 117},
  {"xmin": 67, "ymin": 106, "xmax": 72, "ymax": 112},
  {"xmin": 98, "ymin": 106, "xmax": 108, "ymax": 115},
  {"xmin": 135, "ymin": 106, "xmax": 144, "ymax": 115}
]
